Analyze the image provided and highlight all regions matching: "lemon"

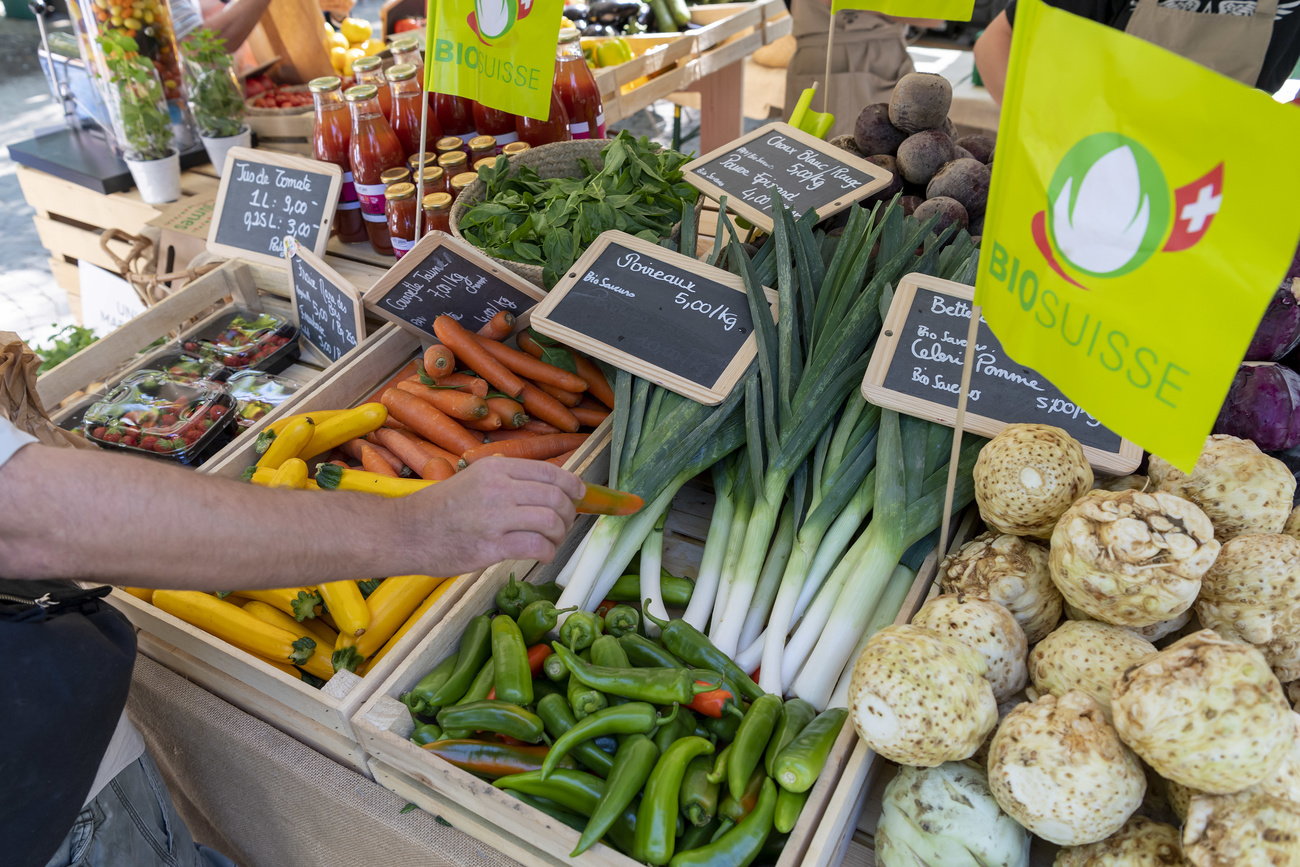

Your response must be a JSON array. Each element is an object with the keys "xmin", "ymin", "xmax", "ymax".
[
  {"xmin": 329, "ymin": 29, "xmax": 349, "ymax": 51},
  {"xmin": 330, "ymin": 45, "xmax": 349, "ymax": 73},
  {"xmin": 339, "ymin": 17, "xmax": 372, "ymax": 45},
  {"xmin": 360, "ymin": 38, "xmax": 384, "ymax": 56},
  {"xmin": 343, "ymin": 46, "xmax": 366, "ymax": 75}
]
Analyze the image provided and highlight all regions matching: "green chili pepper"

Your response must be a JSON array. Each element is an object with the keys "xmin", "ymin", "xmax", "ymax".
[
  {"xmin": 710, "ymin": 818, "xmax": 735, "ymax": 844},
  {"xmin": 532, "ymin": 677, "xmax": 562, "ymax": 702},
  {"xmin": 707, "ymin": 743, "xmax": 732, "ymax": 785},
  {"xmin": 634, "ymin": 736, "xmax": 714, "ymax": 865},
  {"xmin": 758, "ymin": 832, "xmax": 788, "ymax": 864},
  {"xmin": 765, "ymin": 699, "xmax": 816, "ymax": 777},
  {"xmin": 728, "ymin": 694, "xmax": 782, "ymax": 800},
  {"xmin": 774, "ymin": 787, "xmax": 808, "ymax": 834},
  {"xmin": 535, "ymin": 693, "xmax": 615, "ymax": 777},
  {"xmin": 436, "ymin": 700, "xmax": 545, "ymax": 743},
  {"xmin": 552, "ymin": 643, "xmax": 719, "ymax": 706},
  {"xmin": 426, "ymin": 615, "xmax": 493, "ymax": 706},
  {"xmin": 491, "ymin": 615, "xmax": 533, "ymax": 706},
  {"xmin": 533, "ymin": 582, "xmax": 563, "ymax": 604},
  {"xmin": 669, "ymin": 777, "xmax": 776, "ymax": 867},
  {"xmin": 542, "ymin": 653, "xmax": 570, "ymax": 683},
  {"xmin": 506, "ymin": 790, "xmax": 587, "ymax": 834},
  {"xmin": 608, "ymin": 572, "xmax": 695, "ymax": 607},
  {"xmin": 720, "ymin": 766, "xmax": 765, "ymax": 822},
  {"xmin": 559, "ymin": 610, "xmax": 604, "ymax": 651},
  {"xmin": 518, "ymin": 600, "xmax": 575, "ymax": 646},
  {"xmin": 644, "ymin": 609, "xmax": 765, "ymax": 702},
  {"xmin": 679, "ymin": 817, "xmax": 720, "ymax": 853},
  {"xmin": 442, "ymin": 659, "xmax": 497, "ymax": 736},
  {"xmin": 422, "ymin": 739, "xmax": 570, "ymax": 778},
  {"xmin": 568, "ymin": 670, "xmax": 608, "ymax": 720},
  {"xmin": 680, "ymin": 754, "xmax": 719, "ymax": 827},
  {"xmin": 409, "ymin": 722, "xmax": 443, "ymax": 746},
  {"xmin": 494, "ymin": 770, "xmax": 638, "ymax": 853},
  {"xmin": 543, "ymin": 701, "xmax": 679, "ymax": 778},
  {"xmin": 572, "ymin": 734, "xmax": 658, "ymax": 856},
  {"xmin": 402, "ymin": 652, "xmax": 459, "ymax": 717},
  {"xmin": 495, "ymin": 573, "xmax": 541, "ymax": 619},
  {"xmin": 772, "ymin": 708, "xmax": 849, "ymax": 794},
  {"xmin": 702, "ymin": 710, "xmax": 742, "ymax": 742},
  {"xmin": 590, "ymin": 635, "xmax": 633, "ymax": 705},
  {"xmin": 603, "ymin": 604, "xmax": 642, "ymax": 638},
  {"xmin": 620, "ymin": 633, "xmax": 684, "ymax": 668},
  {"xmin": 655, "ymin": 702, "xmax": 698, "ymax": 754}
]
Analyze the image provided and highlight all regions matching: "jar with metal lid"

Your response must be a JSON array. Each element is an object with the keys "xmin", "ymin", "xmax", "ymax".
[
  {"xmin": 385, "ymin": 182, "xmax": 418, "ymax": 259},
  {"xmin": 502, "ymin": 141, "xmax": 531, "ymax": 158},
  {"xmin": 407, "ymin": 152, "xmax": 436, "ymax": 173},
  {"xmin": 473, "ymin": 158, "xmax": 496, "ymax": 172},
  {"xmin": 423, "ymin": 192, "xmax": 453, "ymax": 236},
  {"xmin": 435, "ymin": 136, "xmax": 465, "ymax": 156},
  {"xmin": 438, "ymin": 151, "xmax": 468, "ymax": 173},
  {"xmin": 380, "ymin": 166, "xmax": 412, "ymax": 188},
  {"xmin": 468, "ymin": 135, "xmax": 497, "ymax": 163},
  {"xmin": 450, "ymin": 172, "xmax": 477, "ymax": 197},
  {"xmin": 411, "ymin": 164, "xmax": 448, "ymax": 198}
]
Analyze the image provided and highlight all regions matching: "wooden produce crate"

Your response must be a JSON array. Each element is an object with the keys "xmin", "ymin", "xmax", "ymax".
[
  {"xmin": 245, "ymin": 108, "xmax": 314, "ymax": 158},
  {"xmin": 353, "ymin": 472, "xmax": 922, "ymax": 867},
  {"xmin": 593, "ymin": 34, "xmax": 696, "ymax": 125},
  {"xmin": 688, "ymin": 0, "xmax": 791, "ymax": 80}
]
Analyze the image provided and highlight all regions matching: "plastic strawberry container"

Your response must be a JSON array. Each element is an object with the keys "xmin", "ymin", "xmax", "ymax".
[
  {"xmin": 225, "ymin": 369, "xmax": 303, "ymax": 430},
  {"xmin": 179, "ymin": 308, "xmax": 299, "ymax": 373},
  {"xmin": 131, "ymin": 347, "xmax": 227, "ymax": 384},
  {"xmin": 82, "ymin": 372, "xmax": 237, "ymax": 466}
]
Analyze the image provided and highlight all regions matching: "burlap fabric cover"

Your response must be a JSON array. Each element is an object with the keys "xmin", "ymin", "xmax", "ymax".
[
  {"xmin": 127, "ymin": 655, "xmax": 519, "ymax": 867},
  {"xmin": 0, "ymin": 332, "xmax": 97, "ymax": 449}
]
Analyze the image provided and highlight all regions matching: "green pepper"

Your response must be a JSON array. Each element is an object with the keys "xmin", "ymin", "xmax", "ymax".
[
  {"xmin": 552, "ymin": 642, "xmax": 719, "ymax": 706},
  {"xmin": 491, "ymin": 615, "xmax": 533, "ymax": 706},
  {"xmin": 644, "ymin": 609, "xmax": 765, "ymax": 702},
  {"xmin": 680, "ymin": 754, "xmax": 719, "ymax": 827},
  {"xmin": 542, "ymin": 653, "xmax": 570, "ymax": 683},
  {"xmin": 772, "ymin": 708, "xmax": 849, "ymax": 794},
  {"xmin": 422, "ymin": 739, "xmax": 570, "ymax": 778},
  {"xmin": 765, "ymin": 699, "xmax": 816, "ymax": 777},
  {"xmin": 495, "ymin": 573, "xmax": 541, "ymax": 619},
  {"xmin": 620, "ymin": 633, "xmax": 683, "ymax": 668},
  {"xmin": 442, "ymin": 658, "xmax": 496, "ymax": 737},
  {"xmin": 533, "ymin": 582, "xmax": 563, "ymax": 604},
  {"xmin": 679, "ymin": 817, "xmax": 720, "ymax": 853},
  {"xmin": 710, "ymin": 818, "xmax": 735, "ymax": 844},
  {"xmin": 707, "ymin": 743, "xmax": 731, "ymax": 785},
  {"xmin": 758, "ymin": 831, "xmax": 788, "ymax": 864},
  {"xmin": 494, "ymin": 770, "xmax": 638, "ymax": 853},
  {"xmin": 572, "ymin": 734, "xmax": 658, "ymax": 856},
  {"xmin": 702, "ymin": 710, "xmax": 742, "ymax": 743},
  {"xmin": 518, "ymin": 600, "xmax": 575, "ymax": 646},
  {"xmin": 402, "ymin": 652, "xmax": 459, "ymax": 717},
  {"xmin": 535, "ymin": 693, "xmax": 615, "ymax": 777},
  {"xmin": 409, "ymin": 722, "xmax": 443, "ymax": 746},
  {"xmin": 603, "ymin": 604, "xmax": 642, "ymax": 638},
  {"xmin": 425, "ymin": 615, "xmax": 493, "ymax": 706},
  {"xmin": 589, "ymin": 635, "xmax": 633, "ymax": 705},
  {"xmin": 774, "ymin": 787, "xmax": 808, "ymax": 834},
  {"xmin": 669, "ymin": 777, "xmax": 776, "ymax": 867},
  {"xmin": 568, "ymin": 670, "xmax": 608, "ymax": 720},
  {"xmin": 559, "ymin": 610, "xmax": 604, "ymax": 651},
  {"xmin": 608, "ymin": 572, "xmax": 695, "ymax": 607},
  {"xmin": 505, "ymin": 790, "xmax": 587, "ymax": 834},
  {"xmin": 436, "ymin": 700, "xmax": 545, "ymax": 743},
  {"xmin": 543, "ymin": 701, "xmax": 679, "ymax": 778},
  {"xmin": 728, "ymin": 694, "xmax": 783, "ymax": 799},
  {"xmin": 720, "ymin": 766, "xmax": 765, "ymax": 822},
  {"xmin": 634, "ymin": 736, "xmax": 714, "ymax": 865},
  {"xmin": 655, "ymin": 702, "xmax": 698, "ymax": 754}
]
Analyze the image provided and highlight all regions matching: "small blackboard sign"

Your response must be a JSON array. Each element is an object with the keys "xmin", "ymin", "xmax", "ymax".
[
  {"xmin": 683, "ymin": 122, "xmax": 892, "ymax": 234},
  {"xmin": 531, "ymin": 231, "xmax": 776, "ymax": 405},
  {"xmin": 284, "ymin": 237, "xmax": 365, "ymax": 363},
  {"xmin": 207, "ymin": 147, "xmax": 340, "ymax": 268},
  {"xmin": 362, "ymin": 231, "xmax": 546, "ymax": 340},
  {"xmin": 862, "ymin": 274, "xmax": 1141, "ymax": 474}
]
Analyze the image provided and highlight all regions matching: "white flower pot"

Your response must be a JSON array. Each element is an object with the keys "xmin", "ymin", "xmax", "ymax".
[
  {"xmin": 124, "ymin": 150, "xmax": 181, "ymax": 204},
  {"xmin": 200, "ymin": 126, "xmax": 252, "ymax": 178}
]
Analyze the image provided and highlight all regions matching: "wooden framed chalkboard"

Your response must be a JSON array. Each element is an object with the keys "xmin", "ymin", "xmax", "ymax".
[
  {"xmin": 530, "ymin": 231, "xmax": 777, "ymax": 405},
  {"xmin": 284, "ymin": 237, "xmax": 366, "ymax": 364},
  {"xmin": 362, "ymin": 231, "xmax": 546, "ymax": 341},
  {"xmin": 862, "ymin": 274, "xmax": 1142, "ymax": 474},
  {"xmin": 682, "ymin": 122, "xmax": 892, "ymax": 234},
  {"xmin": 207, "ymin": 148, "xmax": 341, "ymax": 268}
]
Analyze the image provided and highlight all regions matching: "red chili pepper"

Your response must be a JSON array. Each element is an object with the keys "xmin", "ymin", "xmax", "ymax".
[
  {"xmin": 594, "ymin": 599, "xmax": 618, "ymax": 619},
  {"xmin": 688, "ymin": 683, "xmax": 736, "ymax": 719},
  {"xmin": 527, "ymin": 644, "xmax": 552, "ymax": 675}
]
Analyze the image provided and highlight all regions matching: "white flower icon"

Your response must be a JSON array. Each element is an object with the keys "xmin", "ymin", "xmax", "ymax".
[{"xmin": 1052, "ymin": 145, "xmax": 1151, "ymax": 276}]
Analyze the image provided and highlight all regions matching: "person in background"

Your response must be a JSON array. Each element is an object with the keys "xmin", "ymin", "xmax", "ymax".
[
  {"xmin": 975, "ymin": 0, "xmax": 1300, "ymax": 104},
  {"xmin": 169, "ymin": 0, "xmax": 274, "ymax": 48},
  {"xmin": 784, "ymin": 2, "xmax": 942, "ymax": 138}
]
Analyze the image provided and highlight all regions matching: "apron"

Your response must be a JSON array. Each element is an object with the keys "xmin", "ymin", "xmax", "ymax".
[
  {"xmin": 784, "ymin": 0, "xmax": 914, "ymax": 139},
  {"xmin": 1126, "ymin": 0, "xmax": 1277, "ymax": 86}
]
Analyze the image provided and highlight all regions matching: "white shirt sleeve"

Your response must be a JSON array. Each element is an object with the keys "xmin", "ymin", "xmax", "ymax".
[
  {"xmin": 169, "ymin": 0, "xmax": 206, "ymax": 41},
  {"xmin": 0, "ymin": 417, "xmax": 36, "ymax": 469}
]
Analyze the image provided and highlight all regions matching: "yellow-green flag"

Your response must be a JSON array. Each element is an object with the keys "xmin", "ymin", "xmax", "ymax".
[
  {"xmin": 424, "ymin": 0, "xmax": 564, "ymax": 121},
  {"xmin": 974, "ymin": 0, "xmax": 1300, "ymax": 472},
  {"xmin": 829, "ymin": 0, "xmax": 973, "ymax": 19}
]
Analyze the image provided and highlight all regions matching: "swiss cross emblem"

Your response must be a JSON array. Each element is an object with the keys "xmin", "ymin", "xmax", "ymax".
[{"xmin": 1164, "ymin": 163, "xmax": 1223, "ymax": 253}]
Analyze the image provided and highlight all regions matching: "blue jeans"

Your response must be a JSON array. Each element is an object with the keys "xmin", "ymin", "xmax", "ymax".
[{"xmin": 43, "ymin": 753, "xmax": 238, "ymax": 867}]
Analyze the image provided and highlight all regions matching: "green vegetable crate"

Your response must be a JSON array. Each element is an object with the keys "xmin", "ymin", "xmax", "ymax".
[{"xmin": 354, "ymin": 472, "xmax": 941, "ymax": 867}]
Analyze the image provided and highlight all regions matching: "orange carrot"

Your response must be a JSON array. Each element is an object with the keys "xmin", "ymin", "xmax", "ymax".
[
  {"xmin": 476, "ymin": 310, "xmax": 515, "ymax": 340},
  {"xmin": 359, "ymin": 443, "xmax": 400, "ymax": 477},
  {"xmin": 533, "ymin": 380, "xmax": 582, "ymax": 407},
  {"xmin": 339, "ymin": 438, "xmax": 404, "ymax": 475},
  {"xmin": 459, "ymin": 412, "xmax": 503, "ymax": 432},
  {"xmin": 574, "ymin": 355, "xmax": 615, "ymax": 409},
  {"xmin": 365, "ymin": 360, "xmax": 420, "ymax": 404},
  {"xmin": 520, "ymin": 417, "xmax": 563, "ymax": 435},
  {"xmin": 382, "ymin": 418, "xmax": 412, "ymax": 432},
  {"xmin": 515, "ymin": 329, "xmax": 546, "ymax": 360},
  {"xmin": 328, "ymin": 459, "xmax": 351, "ymax": 469},
  {"xmin": 462, "ymin": 433, "xmax": 589, "ymax": 464},
  {"xmin": 408, "ymin": 372, "xmax": 488, "ymax": 398},
  {"xmin": 396, "ymin": 380, "xmax": 489, "ymax": 421},
  {"xmin": 486, "ymin": 429, "xmax": 542, "ymax": 442},
  {"xmin": 572, "ymin": 405, "xmax": 610, "ymax": 428},
  {"xmin": 470, "ymin": 333, "xmax": 588, "ymax": 393},
  {"xmin": 381, "ymin": 388, "xmax": 483, "ymax": 455},
  {"xmin": 433, "ymin": 316, "xmax": 526, "ymax": 398},
  {"xmin": 546, "ymin": 449, "xmax": 578, "ymax": 466},
  {"xmin": 420, "ymin": 456, "xmax": 456, "ymax": 481},
  {"xmin": 519, "ymin": 382, "xmax": 580, "ymax": 433},
  {"xmin": 575, "ymin": 483, "xmax": 644, "ymax": 516},
  {"xmin": 371, "ymin": 428, "xmax": 466, "ymax": 474},
  {"xmin": 487, "ymin": 397, "xmax": 527, "ymax": 429},
  {"xmin": 423, "ymin": 345, "xmax": 456, "ymax": 379}
]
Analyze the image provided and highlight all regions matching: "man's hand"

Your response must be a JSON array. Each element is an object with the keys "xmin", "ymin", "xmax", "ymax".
[{"xmin": 398, "ymin": 457, "xmax": 588, "ymax": 576}]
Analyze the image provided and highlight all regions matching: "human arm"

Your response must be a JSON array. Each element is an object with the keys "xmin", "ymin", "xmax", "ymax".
[
  {"xmin": 973, "ymin": 9, "xmax": 1013, "ymax": 104},
  {"xmin": 0, "ymin": 444, "xmax": 585, "ymax": 589},
  {"xmin": 198, "ymin": 0, "xmax": 276, "ymax": 52}
]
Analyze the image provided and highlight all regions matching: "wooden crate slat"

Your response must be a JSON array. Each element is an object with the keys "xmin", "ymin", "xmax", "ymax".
[{"xmin": 17, "ymin": 165, "xmax": 160, "ymax": 232}]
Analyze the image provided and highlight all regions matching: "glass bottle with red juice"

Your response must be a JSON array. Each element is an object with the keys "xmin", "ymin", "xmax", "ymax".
[
  {"xmin": 309, "ymin": 76, "xmax": 367, "ymax": 244},
  {"xmin": 388, "ymin": 63, "xmax": 442, "ymax": 156},
  {"xmin": 516, "ymin": 89, "xmax": 571, "ymax": 147},
  {"xmin": 433, "ymin": 92, "xmax": 478, "ymax": 142},
  {"xmin": 351, "ymin": 56, "xmax": 394, "ymax": 124},
  {"xmin": 472, "ymin": 103, "xmax": 518, "ymax": 152},
  {"xmin": 554, "ymin": 28, "xmax": 606, "ymax": 140},
  {"xmin": 345, "ymin": 84, "xmax": 405, "ymax": 256}
]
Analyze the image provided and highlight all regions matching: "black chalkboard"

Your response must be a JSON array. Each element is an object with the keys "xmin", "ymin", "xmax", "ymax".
[
  {"xmin": 363, "ymin": 232, "xmax": 545, "ymax": 339},
  {"xmin": 286, "ymin": 240, "xmax": 363, "ymax": 363},
  {"xmin": 684, "ymin": 122, "xmax": 891, "ymax": 233},
  {"xmin": 531, "ymin": 232, "xmax": 772, "ymax": 404},
  {"xmin": 863, "ymin": 275, "xmax": 1141, "ymax": 473},
  {"xmin": 207, "ymin": 148, "xmax": 340, "ymax": 267}
]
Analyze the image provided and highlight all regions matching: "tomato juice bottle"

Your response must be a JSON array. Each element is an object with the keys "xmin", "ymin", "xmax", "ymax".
[
  {"xmin": 309, "ymin": 76, "xmax": 366, "ymax": 244},
  {"xmin": 472, "ymin": 103, "xmax": 518, "ymax": 152},
  {"xmin": 345, "ymin": 84, "xmax": 406, "ymax": 256},
  {"xmin": 433, "ymin": 92, "xmax": 477, "ymax": 142},
  {"xmin": 385, "ymin": 182, "xmax": 418, "ymax": 259},
  {"xmin": 389, "ymin": 63, "xmax": 442, "ymax": 157},
  {"xmin": 389, "ymin": 38, "xmax": 425, "ymax": 90},
  {"xmin": 554, "ymin": 28, "xmax": 606, "ymax": 140},
  {"xmin": 351, "ymin": 56, "xmax": 393, "ymax": 124},
  {"xmin": 516, "ymin": 89, "xmax": 571, "ymax": 147}
]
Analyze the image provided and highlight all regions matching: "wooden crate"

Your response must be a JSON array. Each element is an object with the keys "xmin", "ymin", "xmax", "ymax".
[
  {"xmin": 245, "ymin": 110, "xmax": 314, "ymax": 158},
  {"xmin": 353, "ymin": 472, "xmax": 935, "ymax": 867}
]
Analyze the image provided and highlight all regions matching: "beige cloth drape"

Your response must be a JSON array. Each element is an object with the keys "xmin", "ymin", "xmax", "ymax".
[{"xmin": 0, "ymin": 333, "xmax": 96, "ymax": 449}]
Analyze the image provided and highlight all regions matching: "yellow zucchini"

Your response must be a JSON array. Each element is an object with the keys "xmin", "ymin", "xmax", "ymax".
[
  {"xmin": 254, "ymin": 410, "xmax": 345, "ymax": 454},
  {"xmin": 318, "ymin": 580, "xmax": 371, "ymax": 637},
  {"xmin": 230, "ymin": 587, "xmax": 324, "ymax": 621},
  {"xmin": 239, "ymin": 601, "xmax": 336, "ymax": 679},
  {"xmin": 268, "ymin": 457, "xmax": 309, "ymax": 489},
  {"xmin": 358, "ymin": 577, "xmax": 459, "ymax": 675},
  {"xmin": 153, "ymin": 590, "xmax": 317, "ymax": 667},
  {"xmin": 314, "ymin": 464, "xmax": 434, "ymax": 498},
  {"xmin": 245, "ymin": 466, "xmax": 321, "ymax": 490},
  {"xmin": 299, "ymin": 403, "xmax": 388, "ymax": 460},
  {"xmin": 256, "ymin": 416, "xmax": 316, "ymax": 470},
  {"xmin": 252, "ymin": 655, "xmax": 313, "ymax": 681},
  {"xmin": 121, "ymin": 587, "xmax": 154, "ymax": 603}
]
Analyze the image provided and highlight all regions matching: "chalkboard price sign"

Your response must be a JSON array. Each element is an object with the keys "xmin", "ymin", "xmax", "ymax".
[
  {"xmin": 207, "ymin": 147, "xmax": 341, "ymax": 268},
  {"xmin": 862, "ymin": 274, "xmax": 1141, "ymax": 474},
  {"xmin": 531, "ymin": 231, "xmax": 776, "ymax": 405},
  {"xmin": 362, "ymin": 231, "xmax": 545, "ymax": 340},
  {"xmin": 683, "ymin": 122, "xmax": 892, "ymax": 234},
  {"xmin": 284, "ymin": 237, "xmax": 365, "ymax": 363}
]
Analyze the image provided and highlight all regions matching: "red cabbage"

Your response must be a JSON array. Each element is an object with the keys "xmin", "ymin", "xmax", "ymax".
[
  {"xmin": 1214, "ymin": 361, "xmax": 1300, "ymax": 451},
  {"xmin": 1245, "ymin": 281, "xmax": 1300, "ymax": 361}
]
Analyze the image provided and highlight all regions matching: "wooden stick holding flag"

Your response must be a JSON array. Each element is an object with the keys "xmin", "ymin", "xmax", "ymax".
[{"xmin": 939, "ymin": 298, "xmax": 982, "ymax": 561}]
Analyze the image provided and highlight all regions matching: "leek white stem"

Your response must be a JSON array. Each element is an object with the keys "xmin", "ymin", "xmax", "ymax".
[
  {"xmin": 711, "ymin": 490, "xmax": 782, "ymax": 657},
  {"xmin": 579, "ymin": 480, "xmax": 685, "ymax": 611},
  {"xmin": 792, "ymin": 486, "xmax": 872, "ymax": 618},
  {"xmin": 709, "ymin": 489, "xmax": 753, "ymax": 636},
  {"xmin": 734, "ymin": 629, "xmax": 765, "ymax": 673},
  {"xmin": 554, "ymin": 516, "xmax": 625, "ymax": 623},
  {"xmin": 639, "ymin": 507, "xmax": 669, "ymax": 637},
  {"xmin": 827, "ymin": 565, "xmax": 915, "ymax": 709},
  {"xmin": 682, "ymin": 490, "xmax": 735, "ymax": 630},
  {"xmin": 738, "ymin": 503, "xmax": 796, "ymax": 652},
  {"xmin": 553, "ymin": 524, "xmax": 595, "ymax": 589}
]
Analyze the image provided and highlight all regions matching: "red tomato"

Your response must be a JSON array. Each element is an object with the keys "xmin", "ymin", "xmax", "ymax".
[{"xmin": 392, "ymin": 17, "xmax": 425, "ymax": 32}]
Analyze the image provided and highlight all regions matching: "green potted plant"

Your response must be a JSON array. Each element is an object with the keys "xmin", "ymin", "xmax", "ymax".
[
  {"xmin": 99, "ymin": 32, "xmax": 179, "ymax": 203},
  {"xmin": 180, "ymin": 29, "xmax": 250, "ymax": 178}
]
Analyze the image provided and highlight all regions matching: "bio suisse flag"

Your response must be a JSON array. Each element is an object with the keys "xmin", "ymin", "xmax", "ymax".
[
  {"xmin": 973, "ymin": 0, "xmax": 1300, "ymax": 472},
  {"xmin": 424, "ymin": 0, "xmax": 564, "ymax": 120},
  {"xmin": 829, "ymin": 0, "xmax": 973, "ymax": 19}
]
